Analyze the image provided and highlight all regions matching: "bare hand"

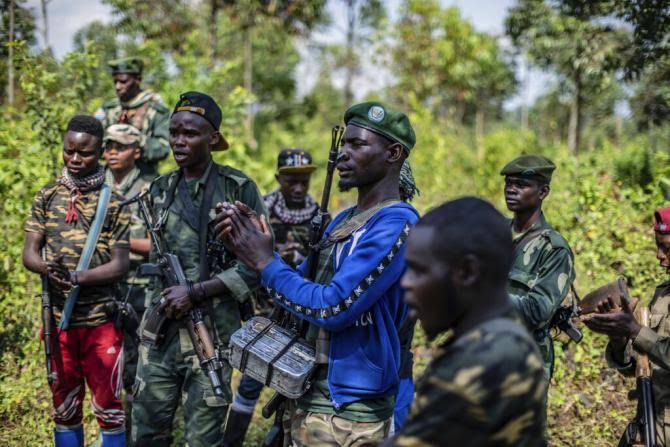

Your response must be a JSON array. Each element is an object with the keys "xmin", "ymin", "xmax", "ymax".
[
  {"xmin": 581, "ymin": 295, "xmax": 642, "ymax": 339},
  {"xmin": 277, "ymin": 233, "xmax": 302, "ymax": 263},
  {"xmin": 47, "ymin": 254, "xmax": 72, "ymax": 288},
  {"xmin": 158, "ymin": 285, "xmax": 192, "ymax": 319},
  {"xmin": 225, "ymin": 201, "xmax": 274, "ymax": 272}
]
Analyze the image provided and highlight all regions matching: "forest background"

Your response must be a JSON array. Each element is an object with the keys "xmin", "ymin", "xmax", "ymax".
[{"xmin": 1, "ymin": 0, "xmax": 670, "ymax": 445}]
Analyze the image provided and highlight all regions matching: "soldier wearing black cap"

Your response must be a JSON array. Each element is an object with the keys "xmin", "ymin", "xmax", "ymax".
[
  {"xmin": 95, "ymin": 57, "xmax": 170, "ymax": 177},
  {"xmin": 131, "ymin": 92, "xmax": 268, "ymax": 446},
  {"xmin": 501, "ymin": 154, "xmax": 576, "ymax": 383}
]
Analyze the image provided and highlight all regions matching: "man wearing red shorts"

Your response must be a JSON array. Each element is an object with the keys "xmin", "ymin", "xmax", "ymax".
[{"xmin": 22, "ymin": 115, "xmax": 131, "ymax": 447}]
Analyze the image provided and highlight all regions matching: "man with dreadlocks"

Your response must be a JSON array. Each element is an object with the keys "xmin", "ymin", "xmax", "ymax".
[
  {"xmin": 22, "ymin": 115, "xmax": 131, "ymax": 447},
  {"xmin": 215, "ymin": 102, "xmax": 420, "ymax": 446}
]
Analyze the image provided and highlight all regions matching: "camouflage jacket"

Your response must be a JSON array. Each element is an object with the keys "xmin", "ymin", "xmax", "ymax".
[
  {"xmin": 25, "ymin": 182, "xmax": 131, "ymax": 327},
  {"xmin": 388, "ymin": 313, "xmax": 547, "ymax": 446},
  {"xmin": 508, "ymin": 213, "xmax": 575, "ymax": 377},
  {"xmin": 144, "ymin": 161, "xmax": 267, "ymax": 341},
  {"xmin": 97, "ymin": 89, "xmax": 170, "ymax": 167},
  {"xmin": 105, "ymin": 166, "xmax": 154, "ymax": 283}
]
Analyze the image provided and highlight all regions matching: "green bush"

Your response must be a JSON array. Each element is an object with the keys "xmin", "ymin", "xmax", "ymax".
[{"xmin": 2, "ymin": 48, "xmax": 669, "ymax": 447}]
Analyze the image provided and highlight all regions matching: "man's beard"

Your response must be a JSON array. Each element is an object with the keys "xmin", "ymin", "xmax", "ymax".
[{"xmin": 338, "ymin": 178, "xmax": 355, "ymax": 192}]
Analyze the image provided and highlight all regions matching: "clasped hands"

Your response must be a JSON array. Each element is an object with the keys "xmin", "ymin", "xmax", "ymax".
[
  {"xmin": 157, "ymin": 201, "xmax": 272, "ymax": 320},
  {"xmin": 212, "ymin": 200, "xmax": 275, "ymax": 272}
]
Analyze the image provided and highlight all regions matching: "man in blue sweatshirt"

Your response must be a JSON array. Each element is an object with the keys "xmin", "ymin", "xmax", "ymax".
[{"xmin": 215, "ymin": 102, "xmax": 419, "ymax": 446}]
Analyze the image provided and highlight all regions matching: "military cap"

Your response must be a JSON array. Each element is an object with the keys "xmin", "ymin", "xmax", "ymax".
[
  {"xmin": 500, "ymin": 154, "xmax": 556, "ymax": 183},
  {"xmin": 344, "ymin": 102, "xmax": 416, "ymax": 151},
  {"xmin": 277, "ymin": 148, "xmax": 316, "ymax": 174},
  {"xmin": 108, "ymin": 57, "xmax": 143, "ymax": 75},
  {"xmin": 654, "ymin": 207, "xmax": 670, "ymax": 234},
  {"xmin": 104, "ymin": 124, "xmax": 143, "ymax": 146},
  {"xmin": 172, "ymin": 91, "xmax": 229, "ymax": 151}
]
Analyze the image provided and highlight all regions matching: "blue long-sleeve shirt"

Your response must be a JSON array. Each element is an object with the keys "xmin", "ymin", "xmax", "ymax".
[{"xmin": 262, "ymin": 202, "xmax": 419, "ymax": 408}]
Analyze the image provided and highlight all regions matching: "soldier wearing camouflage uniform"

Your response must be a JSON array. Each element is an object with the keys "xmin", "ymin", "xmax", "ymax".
[
  {"xmin": 386, "ymin": 197, "xmax": 547, "ymax": 447},
  {"xmin": 131, "ymin": 92, "xmax": 267, "ymax": 447},
  {"xmin": 102, "ymin": 124, "xmax": 154, "ymax": 431},
  {"xmin": 215, "ymin": 102, "xmax": 421, "ymax": 446},
  {"xmin": 223, "ymin": 148, "xmax": 318, "ymax": 447},
  {"xmin": 583, "ymin": 207, "xmax": 670, "ymax": 446},
  {"xmin": 501, "ymin": 155, "xmax": 576, "ymax": 380},
  {"xmin": 95, "ymin": 57, "xmax": 170, "ymax": 177},
  {"xmin": 22, "ymin": 116, "xmax": 131, "ymax": 447}
]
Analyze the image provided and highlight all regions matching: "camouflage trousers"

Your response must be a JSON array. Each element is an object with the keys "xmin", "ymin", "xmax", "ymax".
[
  {"xmin": 131, "ymin": 326, "xmax": 232, "ymax": 447},
  {"xmin": 287, "ymin": 408, "xmax": 392, "ymax": 447}
]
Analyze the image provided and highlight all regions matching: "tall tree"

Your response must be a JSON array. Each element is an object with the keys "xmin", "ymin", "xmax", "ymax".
[
  {"xmin": 506, "ymin": 0, "xmax": 629, "ymax": 153},
  {"xmin": 1, "ymin": 0, "xmax": 35, "ymax": 105},
  {"xmin": 391, "ymin": 0, "xmax": 515, "ymax": 135}
]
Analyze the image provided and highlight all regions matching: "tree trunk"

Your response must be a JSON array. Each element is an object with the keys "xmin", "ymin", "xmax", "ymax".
[
  {"xmin": 244, "ymin": 21, "xmax": 257, "ymax": 149},
  {"xmin": 41, "ymin": 0, "xmax": 51, "ymax": 53},
  {"xmin": 521, "ymin": 56, "xmax": 529, "ymax": 130},
  {"xmin": 568, "ymin": 70, "xmax": 583, "ymax": 154},
  {"xmin": 344, "ymin": 0, "xmax": 356, "ymax": 106},
  {"xmin": 475, "ymin": 103, "xmax": 485, "ymax": 160},
  {"xmin": 7, "ymin": 0, "xmax": 14, "ymax": 105},
  {"xmin": 209, "ymin": 0, "xmax": 219, "ymax": 66}
]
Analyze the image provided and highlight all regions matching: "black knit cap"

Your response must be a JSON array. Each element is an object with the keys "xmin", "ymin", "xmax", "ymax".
[{"xmin": 173, "ymin": 91, "xmax": 229, "ymax": 151}]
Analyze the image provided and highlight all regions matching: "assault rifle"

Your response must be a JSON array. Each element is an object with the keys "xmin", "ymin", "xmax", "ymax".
[
  {"xmin": 40, "ymin": 251, "xmax": 56, "ymax": 385},
  {"xmin": 619, "ymin": 305, "xmax": 657, "ymax": 447},
  {"xmin": 262, "ymin": 125, "xmax": 344, "ymax": 447},
  {"xmin": 130, "ymin": 192, "xmax": 225, "ymax": 398}
]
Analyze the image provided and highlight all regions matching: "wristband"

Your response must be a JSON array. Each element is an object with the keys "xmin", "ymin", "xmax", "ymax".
[{"xmin": 70, "ymin": 271, "xmax": 79, "ymax": 285}]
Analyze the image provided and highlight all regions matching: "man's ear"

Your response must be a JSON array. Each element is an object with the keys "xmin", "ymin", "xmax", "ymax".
[
  {"xmin": 386, "ymin": 142, "xmax": 404, "ymax": 164},
  {"xmin": 539, "ymin": 183, "xmax": 550, "ymax": 201},
  {"xmin": 133, "ymin": 145, "xmax": 141, "ymax": 161},
  {"xmin": 209, "ymin": 131, "xmax": 223, "ymax": 149},
  {"xmin": 452, "ymin": 254, "xmax": 481, "ymax": 288}
]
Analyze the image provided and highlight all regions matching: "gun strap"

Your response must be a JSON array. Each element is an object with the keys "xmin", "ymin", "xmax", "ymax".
[{"xmin": 60, "ymin": 184, "xmax": 112, "ymax": 330}]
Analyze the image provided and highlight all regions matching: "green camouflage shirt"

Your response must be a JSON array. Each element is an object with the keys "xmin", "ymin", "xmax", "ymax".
[
  {"xmin": 105, "ymin": 166, "xmax": 154, "ymax": 280},
  {"xmin": 389, "ymin": 314, "xmax": 547, "ymax": 446},
  {"xmin": 97, "ymin": 89, "xmax": 170, "ymax": 168},
  {"xmin": 25, "ymin": 182, "xmax": 131, "ymax": 327},
  {"xmin": 508, "ymin": 213, "xmax": 575, "ymax": 377},
  {"xmin": 145, "ymin": 161, "xmax": 267, "ymax": 341}
]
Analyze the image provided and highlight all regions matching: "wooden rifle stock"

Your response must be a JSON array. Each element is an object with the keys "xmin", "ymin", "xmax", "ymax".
[{"xmin": 635, "ymin": 307, "xmax": 656, "ymax": 447}]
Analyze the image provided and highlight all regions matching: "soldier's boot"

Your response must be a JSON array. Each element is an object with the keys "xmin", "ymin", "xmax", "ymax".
[
  {"xmin": 54, "ymin": 425, "xmax": 84, "ymax": 447},
  {"xmin": 101, "ymin": 431, "xmax": 125, "ymax": 447},
  {"xmin": 222, "ymin": 409, "xmax": 253, "ymax": 447}
]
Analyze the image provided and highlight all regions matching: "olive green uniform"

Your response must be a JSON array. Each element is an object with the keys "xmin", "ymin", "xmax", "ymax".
[
  {"xmin": 97, "ymin": 90, "xmax": 170, "ymax": 175},
  {"xmin": 507, "ymin": 213, "xmax": 575, "ymax": 379},
  {"xmin": 607, "ymin": 281, "xmax": 670, "ymax": 446},
  {"xmin": 386, "ymin": 313, "xmax": 547, "ymax": 446},
  {"xmin": 105, "ymin": 167, "xmax": 154, "ymax": 391},
  {"xmin": 131, "ymin": 162, "xmax": 267, "ymax": 447}
]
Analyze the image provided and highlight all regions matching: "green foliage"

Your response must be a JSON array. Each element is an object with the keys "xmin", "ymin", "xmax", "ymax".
[
  {"xmin": 1, "ymin": 1, "xmax": 669, "ymax": 445},
  {"xmin": 392, "ymin": 1, "xmax": 516, "ymax": 124}
]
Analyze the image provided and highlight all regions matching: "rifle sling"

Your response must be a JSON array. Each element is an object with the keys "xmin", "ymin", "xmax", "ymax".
[{"xmin": 59, "ymin": 184, "xmax": 112, "ymax": 330}]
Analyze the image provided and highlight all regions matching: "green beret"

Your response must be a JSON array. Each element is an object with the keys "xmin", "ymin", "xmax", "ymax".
[
  {"xmin": 500, "ymin": 154, "xmax": 556, "ymax": 183},
  {"xmin": 344, "ymin": 102, "xmax": 416, "ymax": 151},
  {"xmin": 108, "ymin": 57, "xmax": 143, "ymax": 75}
]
